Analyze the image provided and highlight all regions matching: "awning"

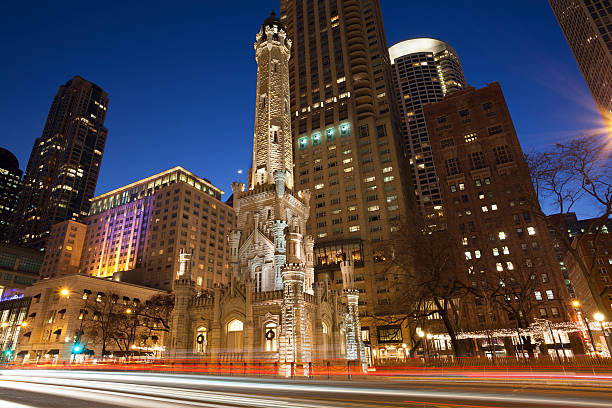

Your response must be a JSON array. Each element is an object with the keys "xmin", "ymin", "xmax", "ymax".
[
  {"xmin": 53, "ymin": 329, "xmax": 62, "ymax": 335},
  {"xmin": 83, "ymin": 289, "xmax": 92, "ymax": 295},
  {"xmin": 82, "ymin": 349, "xmax": 94, "ymax": 355},
  {"xmin": 16, "ymin": 350, "xmax": 29, "ymax": 357},
  {"xmin": 58, "ymin": 309, "xmax": 66, "ymax": 314},
  {"xmin": 22, "ymin": 332, "xmax": 31, "ymax": 337},
  {"xmin": 46, "ymin": 349, "xmax": 60, "ymax": 355},
  {"xmin": 28, "ymin": 313, "xmax": 36, "ymax": 318}
]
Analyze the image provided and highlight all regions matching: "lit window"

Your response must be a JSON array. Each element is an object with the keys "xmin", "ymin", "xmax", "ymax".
[
  {"xmin": 496, "ymin": 263, "xmax": 503, "ymax": 271},
  {"xmin": 382, "ymin": 166, "xmax": 393, "ymax": 173},
  {"xmin": 367, "ymin": 205, "xmax": 379, "ymax": 212},
  {"xmin": 383, "ymin": 176, "xmax": 394, "ymax": 182},
  {"xmin": 464, "ymin": 132, "xmax": 478, "ymax": 143},
  {"xmin": 462, "ymin": 237, "xmax": 468, "ymax": 246},
  {"xmin": 506, "ymin": 262, "xmax": 514, "ymax": 270},
  {"xmin": 481, "ymin": 206, "xmax": 488, "ymax": 212},
  {"xmin": 343, "ymin": 158, "xmax": 353, "ymax": 164},
  {"xmin": 364, "ymin": 176, "xmax": 375, "ymax": 182},
  {"xmin": 344, "ymin": 167, "xmax": 353, "ymax": 173},
  {"xmin": 349, "ymin": 225, "xmax": 360, "ymax": 232},
  {"xmin": 534, "ymin": 291, "xmax": 542, "ymax": 301},
  {"xmin": 491, "ymin": 204, "xmax": 498, "ymax": 211},
  {"xmin": 475, "ymin": 250, "xmax": 481, "ymax": 259},
  {"xmin": 465, "ymin": 251, "xmax": 472, "ymax": 260},
  {"xmin": 546, "ymin": 290, "xmax": 554, "ymax": 300},
  {"xmin": 493, "ymin": 248, "xmax": 499, "ymax": 256},
  {"xmin": 527, "ymin": 227, "xmax": 536, "ymax": 236},
  {"xmin": 315, "ymin": 184, "xmax": 324, "ymax": 190},
  {"xmin": 498, "ymin": 231, "xmax": 506, "ymax": 240},
  {"xmin": 459, "ymin": 183, "xmax": 465, "ymax": 191},
  {"xmin": 502, "ymin": 246, "xmax": 510, "ymax": 255}
]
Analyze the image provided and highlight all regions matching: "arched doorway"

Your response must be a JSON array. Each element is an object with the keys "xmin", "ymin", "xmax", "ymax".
[{"xmin": 226, "ymin": 319, "xmax": 244, "ymax": 353}]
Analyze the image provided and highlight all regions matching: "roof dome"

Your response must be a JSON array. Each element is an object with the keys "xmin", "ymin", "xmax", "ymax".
[
  {"xmin": 0, "ymin": 147, "xmax": 20, "ymax": 172},
  {"xmin": 262, "ymin": 10, "xmax": 284, "ymax": 32}
]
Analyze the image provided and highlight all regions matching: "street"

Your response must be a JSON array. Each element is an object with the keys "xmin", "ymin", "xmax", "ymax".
[{"xmin": 0, "ymin": 370, "xmax": 611, "ymax": 407}]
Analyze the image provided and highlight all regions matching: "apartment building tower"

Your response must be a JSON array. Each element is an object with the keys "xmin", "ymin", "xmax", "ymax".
[
  {"xmin": 426, "ymin": 83, "xmax": 570, "ymax": 334},
  {"xmin": 550, "ymin": 0, "xmax": 612, "ymax": 130},
  {"xmin": 280, "ymin": 0, "xmax": 414, "ymax": 318},
  {"xmin": 11, "ymin": 76, "xmax": 109, "ymax": 250},
  {"xmin": 389, "ymin": 38, "xmax": 466, "ymax": 223}
]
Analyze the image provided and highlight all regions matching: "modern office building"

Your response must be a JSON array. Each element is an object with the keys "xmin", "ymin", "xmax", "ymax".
[
  {"xmin": 11, "ymin": 76, "xmax": 109, "ymax": 249},
  {"xmin": 550, "ymin": 0, "xmax": 612, "ymax": 130},
  {"xmin": 0, "ymin": 148, "xmax": 22, "ymax": 241},
  {"xmin": 389, "ymin": 38, "xmax": 466, "ymax": 223},
  {"xmin": 40, "ymin": 167, "xmax": 235, "ymax": 291},
  {"xmin": 425, "ymin": 83, "xmax": 573, "ymax": 354},
  {"xmin": 280, "ymin": 0, "xmax": 415, "ymax": 341},
  {"xmin": 0, "ymin": 244, "xmax": 41, "ymax": 301}
]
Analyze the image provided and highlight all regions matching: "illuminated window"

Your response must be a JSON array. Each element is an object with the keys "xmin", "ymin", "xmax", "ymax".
[
  {"xmin": 298, "ymin": 137, "xmax": 308, "ymax": 150},
  {"xmin": 264, "ymin": 322, "xmax": 277, "ymax": 352},
  {"xmin": 527, "ymin": 227, "xmax": 536, "ymax": 236},
  {"xmin": 546, "ymin": 290, "xmax": 554, "ymax": 300},
  {"xmin": 464, "ymin": 132, "xmax": 478, "ymax": 143},
  {"xmin": 496, "ymin": 263, "xmax": 503, "ymax": 271},
  {"xmin": 498, "ymin": 231, "xmax": 506, "ymax": 240},
  {"xmin": 534, "ymin": 291, "xmax": 542, "ymax": 300},
  {"xmin": 465, "ymin": 251, "xmax": 472, "ymax": 260}
]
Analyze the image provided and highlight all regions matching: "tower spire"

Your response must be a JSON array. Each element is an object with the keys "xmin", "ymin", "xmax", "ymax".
[{"xmin": 250, "ymin": 12, "xmax": 294, "ymax": 191}]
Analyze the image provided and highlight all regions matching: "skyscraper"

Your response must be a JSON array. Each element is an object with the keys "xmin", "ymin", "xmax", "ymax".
[
  {"xmin": 0, "ymin": 148, "xmax": 22, "ymax": 241},
  {"xmin": 280, "ymin": 0, "xmax": 414, "ymax": 324},
  {"xmin": 426, "ymin": 83, "xmax": 569, "ymax": 337},
  {"xmin": 389, "ymin": 38, "xmax": 466, "ymax": 223},
  {"xmin": 11, "ymin": 76, "xmax": 109, "ymax": 249},
  {"xmin": 550, "ymin": 0, "xmax": 612, "ymax": 129}
]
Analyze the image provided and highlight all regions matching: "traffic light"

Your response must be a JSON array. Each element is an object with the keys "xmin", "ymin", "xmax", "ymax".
[{"xmin": 72, "ymin": 343, "xmax": 83, "ymax": 354}]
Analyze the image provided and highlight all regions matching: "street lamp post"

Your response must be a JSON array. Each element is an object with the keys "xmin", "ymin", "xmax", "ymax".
[{"xmin": 594, "ymin": 312, "xmax": 612, "ymax": 355}]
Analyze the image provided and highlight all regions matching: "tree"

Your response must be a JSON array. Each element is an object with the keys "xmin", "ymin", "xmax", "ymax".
[
  {"xmin": 82, "ymin": 293, "xmax": 174, "ymax": 356},
  {"xmin": 526, "ymin": 134, "xmax": 612, "ymax": 319},
  {"xmin": 374, "ymin": 209, "xmax": 468, "ymax": 357}
]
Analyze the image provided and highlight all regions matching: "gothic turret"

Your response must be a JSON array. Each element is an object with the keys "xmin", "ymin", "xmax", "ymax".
[{"xmin": 251, "ymin": 11, "xmax": 294, "ymax": 191}]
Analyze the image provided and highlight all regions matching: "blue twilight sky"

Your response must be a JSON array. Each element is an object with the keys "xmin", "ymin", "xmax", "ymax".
[{"xmin": 0, "ymin": 1, "xmax": 603, "ymax": 218}]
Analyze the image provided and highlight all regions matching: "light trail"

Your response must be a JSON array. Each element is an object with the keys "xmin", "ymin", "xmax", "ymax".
[{"xmin": 1, "ymin": 370, "xmax": 611, "ymax": 408}]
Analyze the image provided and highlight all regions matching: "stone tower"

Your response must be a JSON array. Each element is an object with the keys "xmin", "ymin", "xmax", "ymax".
[
  {"xmin": 251, "ymin": 11, "xmax": 294, "ymax": 191},
  {"xmin": 168, "ymin": 248, "xmax": 195, "ymax": 358}
]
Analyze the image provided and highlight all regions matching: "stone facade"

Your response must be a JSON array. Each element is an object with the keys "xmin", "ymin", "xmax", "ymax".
[{"xmin": 167, "ymin": 13, "xmax": 366, "ymax": 374}]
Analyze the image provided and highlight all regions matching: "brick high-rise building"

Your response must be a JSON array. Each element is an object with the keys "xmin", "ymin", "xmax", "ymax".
[
  {"xmin": 11, "ymin": 76, "xmax": 109, "ymax": 250},
  {"xmin": 280, "ymin": 0, "xmax": 414, "ymax": 326},
  {"xmin": 550, "ymin": 0, "xmax": 612, "ymax": 129},
  {"xmin": 39, "ymin": 167, "xmax": 235, "ymax": 292},
  {"xmin": 389, "ymin": 38, "xmax": 466, "ymax": 223},
  {"xmin": 0, "ymin": 148, "xmax": 22, "ymax": 241},
  {"xmin": 425, "ymin": 83, "xmax": 570, "ymax": 341}
]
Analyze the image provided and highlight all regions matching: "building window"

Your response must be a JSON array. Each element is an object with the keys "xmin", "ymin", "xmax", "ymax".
[
  {"xmin": 377, "ymin": 325, "xmax": 402, "ymax": 343},
  {"xmin": 445, "ymin": 158, "xmax": 461, "ymax": 175},
  {"xmin": 264, "ymin": 322, "xmax": 277, "ymax": 352},
  {"xmin": 470, "ymin": 151, "xmax": 486, "ymax": 170},
  {"xmin": 195, "ymin": 326, "xmax": 207, "ymax": 353},
  {"xmin": 534, "ymin": 291, "xmax": 542, "ymax": 301}
]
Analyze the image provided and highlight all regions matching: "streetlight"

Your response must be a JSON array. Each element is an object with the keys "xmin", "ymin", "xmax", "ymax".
[
  {"xmin": 60, "ymin": 288, "xmax": 70, "ymax": 297},
  {"xmin": 572, "ymin": 300, "xmax": 580, "ymax": 308},
  {"xmin": 125, "ymin": 308, "xmax": 133, "ymax": 315},
  {"xmin": 593, "ymin": 312, "xmax": 612, "ymax": 354}
]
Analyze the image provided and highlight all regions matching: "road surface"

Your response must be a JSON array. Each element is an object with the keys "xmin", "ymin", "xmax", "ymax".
[{"xmin": 0, "ymin": 369, "xmax": 611, "ymax": 407}]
